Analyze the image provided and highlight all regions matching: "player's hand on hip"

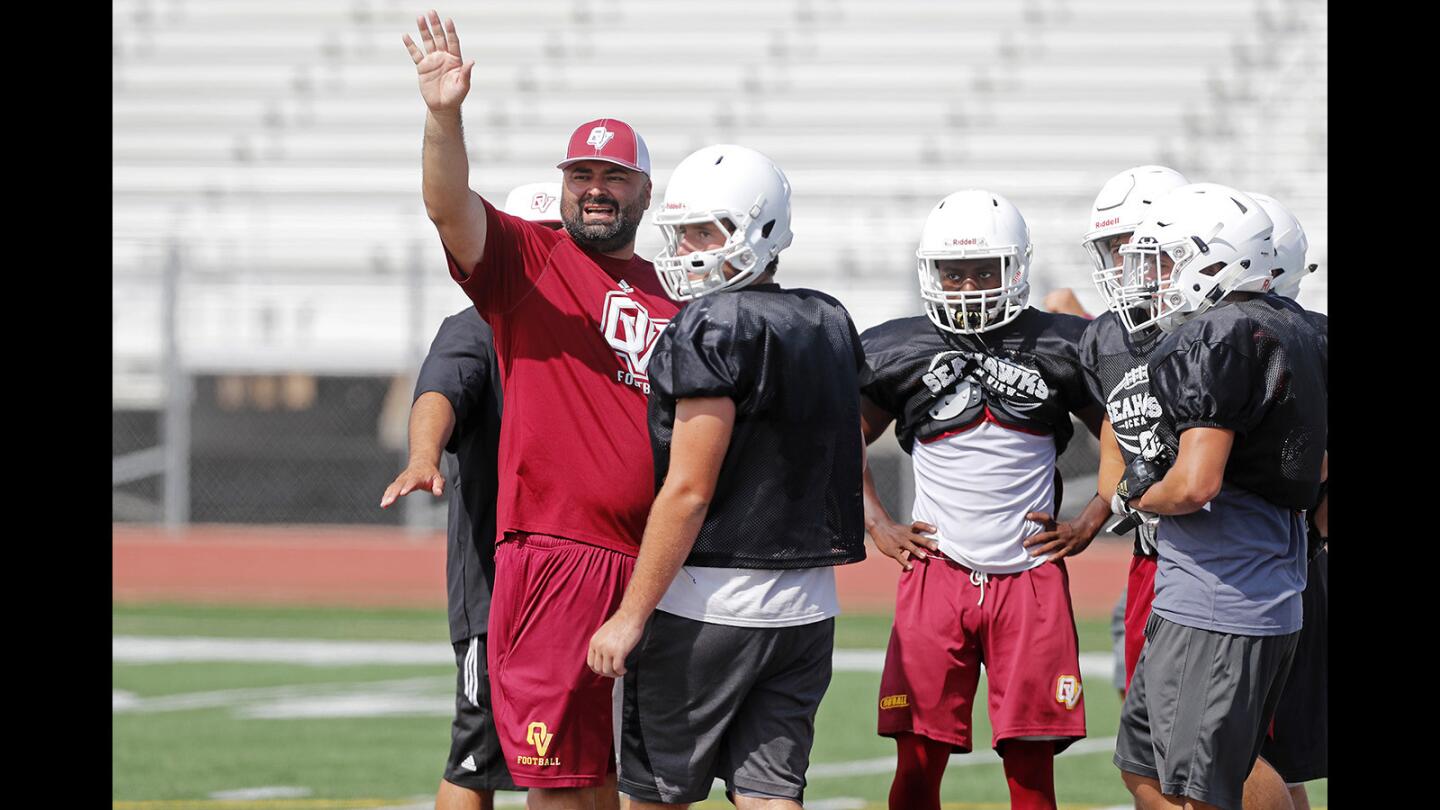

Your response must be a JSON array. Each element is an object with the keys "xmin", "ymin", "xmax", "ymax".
[
  {"xmin": 870, "ymin": 519, "xmax": 940, "ymax": 572},
  {"xmin": 587, "ymin": 614, "xmax": 645, "ymax": 679},
  {"xmin": 401, "ymin": 10, "xmax": 474, "ymax": 112},
  {"xmin": 1022, "ymin": 511, "xmax": 1096, "ymax": 562},
  {"xmin": 379, "ymin": 462, "xmax": 446, "ymax": 508}
]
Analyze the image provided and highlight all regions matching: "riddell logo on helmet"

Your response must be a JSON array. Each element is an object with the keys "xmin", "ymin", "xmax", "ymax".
[
  {"xmin": 664, "ymin": 202, "xmax": 687, "ymax": 209},
  {"xmin": 947, "ymin": 238, "xmax": 980, "ymax": 246},
  {"xmin": 1095, "ymin": 217, "xmax": 1121, "ymax": 229}
]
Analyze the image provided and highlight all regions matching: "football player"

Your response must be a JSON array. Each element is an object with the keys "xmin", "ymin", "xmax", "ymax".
[
  {"xmin": 1084, "ymin": 173, "xmax": 1300, "ymax": 810},
  {"xmin": 1075, "ymin": 165, "xmax": 1190, "ymax": 697},
  {"xmin": 860, "ymin": 190, "xmax": 1111, "ymax": 810},
  {"xmin": 1108, "ymin": 184, "xmax": 1326, "ymax": 810},
  {"xmin": 587, "ymin": 145, "xmax": 868, "ymax": 810},
  {"xmin": 1247, "ymin": 191, "xmax": 1328, "ymax": 810}
]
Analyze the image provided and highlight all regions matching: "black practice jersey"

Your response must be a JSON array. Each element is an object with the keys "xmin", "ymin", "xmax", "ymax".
[
  {"xmin": 1078, "ymin": 311, "xmax": 1178, "ymax": 465},
  {"xmin": 1149, "ymin": 294, "xmax": 1327, "ymax": 510},
  {"xmin": 1078, "ymin": 312, "xmax": 1178, "ymax": 556},
  {"xmin": 859, "ymin": 308, "xmax": 1095, "ymax": 455},
  {"xmin": 413, "ymin": 308, "xmax": 504, "ymax": 643},
  {"xmin": 648, "ymin": 284, "xmax": 868, "ymax": 570}
]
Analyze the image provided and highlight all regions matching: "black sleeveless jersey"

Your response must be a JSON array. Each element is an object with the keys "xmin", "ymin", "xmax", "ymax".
[
  {"xmin": 1078, "ymin": 311, "xmax": 1179, "ymax": 466},
  {"xmin": 859, "ymin": 308, "xmax": 1095, "ymax": 455},
  {"xmin": 1148, "ymin": 294, "xmax": 1327, "ymax": 511},
  {"xmin": 647, "ymin": 284, "xmax": 868, "ymax": 570}
]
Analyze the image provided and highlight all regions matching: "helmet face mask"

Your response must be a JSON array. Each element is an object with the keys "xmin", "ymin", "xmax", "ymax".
[
  {"xmin": 1086, "ymin": 230, "xmax": 1133, "ymax": 310},
  {"xmin": 1115, "ymin": 236, "xmax": 1192, "ymax": 334},
  {"xmin": 918, "ymin": 254, "xmax": 1029, "ymax": 334},
  {"xmin": 652, "ymin": 145, "xmax": 793, "ymax": 302},
  {"xmin": 916, "ymin": 190, "xmax": 1033, "ymax": 335},
  {"xmin": 654, "ymin": 206, "xmax": 760, "ymax": 300}
]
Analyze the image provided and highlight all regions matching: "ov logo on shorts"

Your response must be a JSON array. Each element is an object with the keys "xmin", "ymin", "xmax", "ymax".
[
  {"xmin": 586, "ymin": 126, "xmax": 615, "ymax": 150},
  {"xmin": 1055, "ymin": 675, "xmax": 1082, "ymax": 710},
  {"xmin": 879, "ymin": 694, "xmax": 910, "ymax": 710},
  {"xmin": 526, "ymin": 721, "xmax": 555, "ymax": 756}
]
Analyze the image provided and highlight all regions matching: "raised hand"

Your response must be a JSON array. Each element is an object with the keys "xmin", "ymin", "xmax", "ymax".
[{"xmin": 401, "ymin": 10, "xmax": 474, "ymax": 113}]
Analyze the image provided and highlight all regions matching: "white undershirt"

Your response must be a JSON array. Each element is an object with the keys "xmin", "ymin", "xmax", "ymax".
[
  {"xmin": 911, "ymin": 419, "xmax": 1056, "ymax": 574},
  {"xmin": 655, "ymin": 566, "xmax": 840, "ymax": 628}
]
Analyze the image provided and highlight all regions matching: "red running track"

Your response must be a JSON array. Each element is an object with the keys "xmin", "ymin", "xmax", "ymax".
[{"xmin": 113, "ymin": 525, "xmax": 1134, "ymax": 617}]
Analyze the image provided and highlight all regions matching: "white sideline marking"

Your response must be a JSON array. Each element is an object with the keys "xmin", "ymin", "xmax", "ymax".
[
  {"xmin": 114, "ymin": 636, "xmax": 1114, "ymax": 677},
  {"xmin": 111, "ymin": 676, "xmax": 447, "ymax": 715},
  {"xmin": 208, "ymin": 786, "xmax": 312, "ymax": 800},
  {"xmin": 238, "ymin": 692, "xmax": 452, "ymax": 719},
  {"xmin": 112, "ymin": 636, "xmax": 454, "ymax": 666}
]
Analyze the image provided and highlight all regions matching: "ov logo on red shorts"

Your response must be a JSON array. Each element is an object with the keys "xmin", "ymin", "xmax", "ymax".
[
  {"xmin": 1055, "ymin": 675, "xmax": 1082, "ymax": 710},
  {"xmin": 526, "ymin": 721, "xmax": 554, "ymax": 756}
]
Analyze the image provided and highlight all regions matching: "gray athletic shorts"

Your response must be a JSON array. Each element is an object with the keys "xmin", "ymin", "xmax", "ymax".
[
  {"xmin": 1114, "ymin": 613, "xmax": 1298, "ymax": 810},
  {"xmin": 618, "ymin": 610, "xmax": 834, "ymax": 805}
]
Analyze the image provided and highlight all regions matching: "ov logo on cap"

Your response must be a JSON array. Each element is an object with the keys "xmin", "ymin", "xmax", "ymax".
[{"xmin": 586, "ymin": 126, "xmax": 615, "ymax": 150}]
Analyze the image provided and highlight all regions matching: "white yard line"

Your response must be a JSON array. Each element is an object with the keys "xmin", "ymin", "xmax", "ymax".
[
  {"xmin": 112, "ymin": 636, "xmax": 454, "ymax": 666},
  {"xmin": 112, "ymin": 676, "xmax": 447, "ymax": 714},
  {"xmin": 115, "ymin": 636, "xmax": 1113, "ymax": 677},
  {"xmin": 208, "ymin": 787, "xmax": 312, "ymax": 800}
]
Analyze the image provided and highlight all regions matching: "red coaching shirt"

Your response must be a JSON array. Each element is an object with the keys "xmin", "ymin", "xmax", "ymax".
[{"xmin": 445, "ymin": 199, "xmax": 679, "ymax": 556}]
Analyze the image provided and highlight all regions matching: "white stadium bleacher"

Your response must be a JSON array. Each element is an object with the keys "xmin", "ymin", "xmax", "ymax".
[{"xmin": 113, "ymin": 0, "xmax": 1327, "ymax": 403}]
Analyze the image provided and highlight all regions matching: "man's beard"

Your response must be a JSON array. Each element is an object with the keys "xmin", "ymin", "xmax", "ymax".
[{"xmin": 562, "ymin": 192, "xmax": 646, "ymax": 254}]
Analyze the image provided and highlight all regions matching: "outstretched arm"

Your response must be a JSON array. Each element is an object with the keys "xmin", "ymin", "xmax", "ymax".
[
  {"xmin": 380, "ymin": 392, "xmax": 455, "ymax": 507},
  {"xmin": 403, "ymin": 10, "xmax": 488, "ymax": 273},
  {"xmin": 587, "ymin": 397, "xmax": 735, "ymax": 678}
]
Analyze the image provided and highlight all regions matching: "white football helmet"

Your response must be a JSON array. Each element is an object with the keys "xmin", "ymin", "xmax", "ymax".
[
  {"xmin": 503, "ymin": 182, "xmax": 562, "ymax": 227},
  {"xmin": 652, "ymin": 144, "xmax": 793, "ymax": 301},
  {"xmin": 1083, "ymin": 165, "xmax": 1190, "ymax": 310},
  {"xmin": 916, "ymin": 190, "xmax": 1032, "ymax": 334},
  {"xmin": 1114, "ymin": 183, "xmax": 1275, "ymax": 334},
  {"xmin": 1246, "ymin": 192, "xmax": 1315, "ymax": 301}
]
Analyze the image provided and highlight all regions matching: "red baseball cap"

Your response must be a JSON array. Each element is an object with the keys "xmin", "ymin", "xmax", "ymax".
[{"xmin": 556, "ymin": 118, "xmax": 651, "ymax": 177}]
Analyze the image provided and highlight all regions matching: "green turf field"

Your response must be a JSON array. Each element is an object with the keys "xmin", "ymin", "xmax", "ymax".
[{"xmin": 113, "ymin": 603, "xmax": 1326, "ymax": 809}]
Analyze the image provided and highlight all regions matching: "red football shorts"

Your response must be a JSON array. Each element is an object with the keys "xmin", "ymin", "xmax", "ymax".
[
  {"xmin": 877, "ymin": 554, "xmax": 1086, "ymax": 753},
  {"xmin": 487, "ymin": 532, "xmax": 635, "ymax": 788},
  {"xmin": 1123, "ymin": 553, "xmax": 1159, "ymax": 692}
]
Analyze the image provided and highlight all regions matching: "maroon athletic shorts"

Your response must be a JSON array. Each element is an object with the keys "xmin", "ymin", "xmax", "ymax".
[
  {"xmin": 877, "ymin": 554, "xmax": 1086, "ymax": 753},
  {"xmin": 487, "ymin": 532, "xmax": 635, "ymax": 788},
  {"xmin": 1123, "ymin": 553, "xmax": 1158, "ymax": 692}
]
